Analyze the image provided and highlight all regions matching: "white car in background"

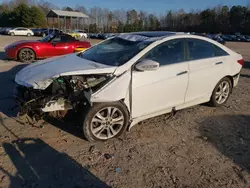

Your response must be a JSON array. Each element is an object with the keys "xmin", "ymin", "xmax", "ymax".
[
  {"xmin": 14, "ymin": 31, "xmax": 244, "ymax": 141},
  {"xmin": 8, "ymin": 27, "xmax": 34, "ymax": 36}
]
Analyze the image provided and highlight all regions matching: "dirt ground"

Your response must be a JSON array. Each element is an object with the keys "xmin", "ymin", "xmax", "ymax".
[{"xmin": 0, "ymin": 36, "xmax": 250, "ymax": 188}]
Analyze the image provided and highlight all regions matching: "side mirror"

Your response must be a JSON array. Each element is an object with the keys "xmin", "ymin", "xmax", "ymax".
[{"xmin": 135, "ymin": 59, "xmax": 160, "ymax": 71}]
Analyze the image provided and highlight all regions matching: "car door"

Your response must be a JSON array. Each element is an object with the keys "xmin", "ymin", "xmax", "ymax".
[
  {"xmin": 14, "ymin": 28, "xmax": 22, "ymax": 35},
  {"xmin": 20, "ymin": 28, "xmax": 28, "ymax": 35},
  {"xmin": 184, "ymin": 38, "xmax": 230, "ymax": 103},
  {"xmin": 50, "ymin": 35, "xmax": 73, "ymax": 56},
  {"xmin": 132, "ymin": 39, "xmax": 189, "ymax": 118}
]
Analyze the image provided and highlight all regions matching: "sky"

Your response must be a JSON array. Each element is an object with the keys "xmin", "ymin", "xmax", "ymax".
[{"xmin": 49, "ymin": 0, "xmax": 248, "ymax": 13}]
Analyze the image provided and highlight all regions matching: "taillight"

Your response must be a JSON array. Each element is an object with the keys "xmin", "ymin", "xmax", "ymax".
[{"xmin": 237, "ymin": 59, "xmax": 244, "ymax": 66}]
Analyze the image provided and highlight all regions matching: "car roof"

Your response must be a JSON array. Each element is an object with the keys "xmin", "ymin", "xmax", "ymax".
[
  {"xmin": 130, "ymin": 31, "xmax": 177, "ymax": 37},
  {"xmin": 118, "ymin": 31, "xmax": 185, "ymax": 42}
]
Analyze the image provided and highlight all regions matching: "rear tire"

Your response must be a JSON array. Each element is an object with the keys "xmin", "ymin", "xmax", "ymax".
[
  {"xmin": 18, "ymin": 48, "xmax": 36, "ymax": 63},
  {"xmin": 209, "ymin": 77, "xmax": 232, "ymax": 107},
  {"xmin": 82, "ymin": 102, "xmax": 129, "ymax": 142}
]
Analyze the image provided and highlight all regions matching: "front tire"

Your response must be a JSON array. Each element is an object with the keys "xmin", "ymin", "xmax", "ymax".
[
  {"xmin": 27, "ymin": 33, "xmax": 31, "ymax": 37},
  {"xmin": 18, "ymin": 48, "xmax": 36, "ymax": 62},
  {"xmin": 83, "ymin": 102, "xmax": 129, "ymax": 141},
  {"xmin": 209, "ymin": 77, "xmax": 232, "ymax": 107},
  {"xmin": 10, "ymin": 32, "xmax": 15, "ymax": 36}
]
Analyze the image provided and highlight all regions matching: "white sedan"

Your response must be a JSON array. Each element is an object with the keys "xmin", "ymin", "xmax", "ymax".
[
  {"xmin": 14, "ymin": 31, "xmax": 244, "ymax": 141},
  {"xmin": 8, "ymin": 27, "xmax": 34, "ymax": 36}
]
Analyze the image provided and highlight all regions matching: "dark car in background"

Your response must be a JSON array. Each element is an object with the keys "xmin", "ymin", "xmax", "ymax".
[
  {"xmin": 33, "ymin": 28, "xmax": 47, "ymax": 36},
  {"xmin": 194, "ymin": 33, "xmax": 225, "ymax": 44},
  {"xmin": 221, "ymin": 34, "xmax": 234, "ymax": 41},
  {"xmin": 31, "ymin": 28, "xmax": 39, "ymax": 35},
  {"xmin": 243, "ymin": 35, "xmax": 250, "ymax": 42},
  {"xmin": 33, "ymin": 28, "xmax": 63, "ymax": 37},
  {"xmin": 235, "ymin": 35, "xmax": 245, "ymax": 42},
  {"xmin": 0, "ymin": 28, "xmax": 13, "ymax": 35},
  {"xmin": 40, "ymin": 29, "xmax": 63, "ymax": 37},
  {"xmin": 211, "ymin": 35, "xmax": 225, "ymax": 45}
]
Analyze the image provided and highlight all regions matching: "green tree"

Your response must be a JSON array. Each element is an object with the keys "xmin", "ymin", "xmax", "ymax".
[
  {"xmin": 11, "ymin": 3, "xmax": 31, "ymax": 26},
  {"xmin": 217, "ymin": 6, "xmax": 230, "ymax": 33},
  {"xmin": 30, "ymin": 6, "xmax": 46, "ymax": 27},
  {"xmin": 117, "ymin": 21, "xmax": 124, "ymax": 33},
  {"xmin": 166, "ymin": 10, "xmax": 173, "ymax": 29},
  {"xmin": 230, "ymin": 5, "xmax": 248, "ymax": 33}
]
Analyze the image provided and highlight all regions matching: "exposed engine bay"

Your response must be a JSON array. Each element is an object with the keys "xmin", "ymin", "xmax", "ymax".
[{"xmin": 14, "ymin": 74, "xmax": 113, "ymax": 121}]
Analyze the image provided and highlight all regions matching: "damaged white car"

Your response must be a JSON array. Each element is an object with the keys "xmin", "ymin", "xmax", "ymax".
[{"xmin": 14, "ymin": 31, "xmax": 244, "ymax": 141}]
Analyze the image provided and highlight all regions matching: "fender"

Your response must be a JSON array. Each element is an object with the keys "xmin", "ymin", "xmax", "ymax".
[
  {"xmin": 91, "ymin": 70, "xmax": 131, "ymax": 111},
  {"xmin": 16, "ymin": 45, "xmax": 38, "ymax": 58}
]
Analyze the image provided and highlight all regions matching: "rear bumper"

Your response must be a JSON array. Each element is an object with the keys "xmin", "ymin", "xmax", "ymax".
[{"xmin": 233, "ymin": 73, "xmax": 240, "ymax": 87}]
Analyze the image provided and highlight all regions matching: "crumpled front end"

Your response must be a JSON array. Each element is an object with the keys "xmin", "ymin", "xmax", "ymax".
[{"xmin": 14, "ymin": 74, "xmax": 113, "ymax": 122}]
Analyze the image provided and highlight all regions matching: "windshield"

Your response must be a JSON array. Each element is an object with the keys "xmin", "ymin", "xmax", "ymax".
[
  {"xmin": 80, "ymin": 37, "xmax": 152, "ymax": 66},
  {"xmin": 39, "ymin": 34, "xmax": 55, "ymax": 42}
]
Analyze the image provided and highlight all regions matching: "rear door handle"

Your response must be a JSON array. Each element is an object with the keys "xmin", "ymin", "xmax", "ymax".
[
  {"xmin": 215, "ymin": 62, "xmax": 223, "ymax": 65},
  {"xmin": 177, "ymin": 71, "xmax": 188, "ymax": 76}
]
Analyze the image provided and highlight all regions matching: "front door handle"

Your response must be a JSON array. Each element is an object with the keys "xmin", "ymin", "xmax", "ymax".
[
  {"xmin": 177, "ymin": 71, "xmax": 188, "ymax": 76},
  {"xmin": 215, "ymin": 61, "xmax": 223, "ymax": 65}
]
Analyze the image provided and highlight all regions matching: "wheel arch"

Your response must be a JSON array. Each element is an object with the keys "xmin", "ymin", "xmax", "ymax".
[{"xmin": 225, "ymin": 75, "xmax": 234, "ymax": 92}]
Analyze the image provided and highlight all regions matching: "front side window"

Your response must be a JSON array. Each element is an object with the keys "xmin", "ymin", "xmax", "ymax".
[
  {"xmin": 187, "ymin": 39, "xmax": 228, "ymax": 61},
  {"xmin": 140, "ymin": 39, "xmax": 185, "ymax": 66},
  {"xmin": 80, "ymin": 37, "xmax": 152, "ymax": 66}
]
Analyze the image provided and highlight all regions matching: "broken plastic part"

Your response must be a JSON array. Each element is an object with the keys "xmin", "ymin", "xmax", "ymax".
[{"xmin": 42, "ymin": 98, "xmax": 72, "ymax": 112}]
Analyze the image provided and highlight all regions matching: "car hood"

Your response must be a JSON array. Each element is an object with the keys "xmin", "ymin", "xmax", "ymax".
[
  {"xmin": 5, "ymin": 40, "xmax": 38, "ymax": 48},
  {"xmin": 15, "ymin": 54, "xmax": 117, "ymax": 89}
]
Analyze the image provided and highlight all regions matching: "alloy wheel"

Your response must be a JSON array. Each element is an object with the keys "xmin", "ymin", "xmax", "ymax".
[
  {"xmin": 20, "ymin": 49, "xmax": 35, "ymax": 62},
  {"xmin": 215, "ymin": 81, "xmax": 230, "ymax": 104},
  {"xmin": 90, "ymin": 107, "xmax": 125, "ymax": 140}
]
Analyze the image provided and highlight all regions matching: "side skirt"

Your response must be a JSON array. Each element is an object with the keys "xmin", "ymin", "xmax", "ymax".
[{"xmin": 128, "ymin": 95, "xmax": 210, "ymax": 131}]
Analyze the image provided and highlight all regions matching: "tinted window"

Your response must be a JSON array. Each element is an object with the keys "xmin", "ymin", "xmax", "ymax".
[
  {"xmin": 187, "ymin": 39, "xmax": 215, "ymax": 60},
  {"xmin": 141, "ymin": 39, "xmax": 185, "ymax": 66},
  {"xmin": 187, "ymin": 39, "xmax": 228, "ymax": 60},
  {"xmin": 214, "ymin": 45, "xmax": 228, "ymax": 56}
]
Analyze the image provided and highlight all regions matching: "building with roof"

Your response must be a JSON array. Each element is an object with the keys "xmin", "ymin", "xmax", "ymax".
[{"xmin": 46, "ymin": 9, "xmax": 89, "ymax": 32}]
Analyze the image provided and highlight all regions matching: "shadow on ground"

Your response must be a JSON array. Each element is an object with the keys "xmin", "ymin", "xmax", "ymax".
[
  {"xmin": 0, "ymin": 64, "xmax": 27, "ymax": 117},
  {"xmin": 0, "ymin": 138, "xmax": 109, "ymax": 188},
  {"xmin": 241, "ymin": 74, "xmax": 250, "ymax": 78},
  {"xmin": 45, "ymin": 113, "xmax": 87, "ymax": 140},
  {"xmin": 0, "ymin": 51, "xmax": 8, "ymax": 60},
  {"xmin": 199, "ymin": 115, "xmax": 250, "ymax": 175}
]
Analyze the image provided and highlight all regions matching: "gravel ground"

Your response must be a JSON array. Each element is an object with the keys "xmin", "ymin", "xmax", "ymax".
[{"xmin": 0, "ymin": 36, "xmax": 250, "ymax": 188}]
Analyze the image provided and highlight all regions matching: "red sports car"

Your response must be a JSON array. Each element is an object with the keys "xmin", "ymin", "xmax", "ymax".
[{"xmin": 5, "ymin": 33, "xmax": 91, "ymax": 62}]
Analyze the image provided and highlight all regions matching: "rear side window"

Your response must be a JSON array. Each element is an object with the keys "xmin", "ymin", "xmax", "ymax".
[
  {"xmin": 141, "ymin": 39, "xmax": 185, "ymax": 66},
  {"xmin": 214, "ymin": 45, "xmax": 229, "ymax": 56},
  {"xmin": 187, "ymin": 39, "xmax": 228, "ymax": 61}
]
